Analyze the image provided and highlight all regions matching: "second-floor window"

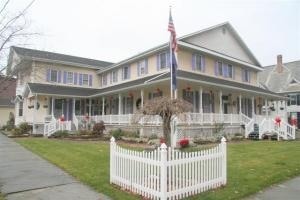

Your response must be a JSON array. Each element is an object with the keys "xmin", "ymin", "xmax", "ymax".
[
  {"xmin": 287, "ymin": 94, "xmax": 300, "ymax": 106},
  {"xmin": 217, "ymin": 61, "xmax": 223, "ymax": 76},
  {"xmin": 157, "ymin": 52, "xmax": 169, "ymax": 70},
  {"xmin": 227, "ymin": 64, "xmax": 233, "ymax": 78},
  {"xmin": 50, "ymin": 70, "xmax": 58, "ymax": 82},
  {"xmin": 138, "ymin": 59, "xmax": 148, "ymax": 76},
  {"xmin": 242, "ymin": 69, "xmax": 250, "ymax": 83},
  {"xmin": 192, "ymin": 54, "xmax": 205, "ymax": 71},
  {"xmin": 82, "ymin": 74, "xmax": 89, "ymax": 86},
  {"xmin": 102, "ymin": 74, "xmax": 107, "ymax": 86},
  {"xmin": 122, "ymin": 65, "xmax": 130, "ymax": 80},
  {"xmin": 67, "ymin": 72, "xmax": 73, "ymax": 84},
  {"xmin": 215, "ymin": 61, "xmax": 234, "ymax": 79},
  {"xmin": 112, "ymin": 70, "xmax": 118, "ymax": 83}
]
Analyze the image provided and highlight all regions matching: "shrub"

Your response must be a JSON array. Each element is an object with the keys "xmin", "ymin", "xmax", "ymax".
[
  {"xmin": 19, "ymin": 122, "xmax": 32, "ymax": 134},
  {"xmin": 149, "ymin": 134, "xmax": 158, "ymax": 140},
  {"xmin": 123, "ymin": 130, "xmax": 139, "ymax": 138},
  {"xmin": 110, "ymin": 128, "xmax": 123, "ymax": 140},
  {"xmin": 92, "ymin": 121, "xmax": 105, "ymax": 136},
  {"xmin": 78, "ymin": 129, "xmax": 92, "ymax": 135},
  {"xmin": 6, "ymin": 112, "xmax": 15, "ymax": 130},
  {"xmin": 179, "ymin": 138, "xmax": 189, "ymax": 148},
  {"xmin": 52, "ymin": 130, "xmax": 69, "ymax": 138},
  {"xmin": 11, "ymin": 128, "xmax": 22, "ymax": 136}
]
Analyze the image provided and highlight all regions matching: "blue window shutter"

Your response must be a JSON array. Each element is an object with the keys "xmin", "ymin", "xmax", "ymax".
[
  {"xmin": 46, "ymin": 69, "xmax": 50, "ymax": 82},
  {"xmin": 63, "ymin": 71, "xmax": 67, "ymax": 84},
  {"xmin": 167, "ymin": 52, "xmax": 170, "ymax": 68},
  {"xmin": 74, "ymin": 72, "xmax": 78, "ymax": 84},
  {"xmin": 214, "ymin": 61, "xmax": 219, "ymax": 76},
  {"xmin": 156, "ymin": 54, "xmax": 160, "ymax": 71},
  {"xmin": 58, "ymin": 71, "xmax": 62, "ymax": 83},
  {"xmin": 192, "ymin": 53, "xmax": 196, "ymax": 71},
  {"xmin": 137, "ymin": 63, "xmax": 140, "ymax": 76},
  {"xmin": 128, "ymin": 65, "xmax": 131, "ymax": 79},
  {"xmin": 145, "ymin": 58, "xmax": 148, "ymax": 74},
  {"xmin": 79, "ymin": 74, "xmax": 83, "ymax": 85},
  {"xmin": 202, "ymin": 56, "xmax": 206, "ymax": 72},
  {"xmin": 89, "ymin": 74, "xmax": 92, "ymax": 86},
  {"xmin": 232, "ymin": 66, "xmax": 235, "ymax": 79}
]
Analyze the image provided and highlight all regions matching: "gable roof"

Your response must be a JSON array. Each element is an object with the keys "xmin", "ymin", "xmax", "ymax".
[
  {"xmin": 259, "ymin": 60, "xmax": 300, "ymax": 93},
  {"xmin": 97, "ymin": 22, "xmax": 262, "ymax": 74},
  {"xmin": 11, "ymin": 46, "xmax": 114, "ymax": 70}
]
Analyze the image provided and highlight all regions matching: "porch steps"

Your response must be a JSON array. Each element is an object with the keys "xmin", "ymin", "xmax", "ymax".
[{"xmin": 248, "ymin": 123, "xmax": 259, "ymax": 140}]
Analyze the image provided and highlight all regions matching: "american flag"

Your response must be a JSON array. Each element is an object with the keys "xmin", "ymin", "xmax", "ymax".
[{"xmin": 168, "ymin": 10, "xmax": 177, "ymax": 51}]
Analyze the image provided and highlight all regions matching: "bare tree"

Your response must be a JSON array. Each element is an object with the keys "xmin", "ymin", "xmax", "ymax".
[
  {"xmin": 135, "ymin": 97, "xmax": 192, "ymax": 146},
  {"xmin": 0, "ymin": 0, "xmax": 36, "ymax": 74}
]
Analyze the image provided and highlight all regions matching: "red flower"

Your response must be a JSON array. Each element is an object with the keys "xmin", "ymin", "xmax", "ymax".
[
  {"xmin": 160, "ymin": 137, "xmax": 166, "ymax": 144},
  {"xmin": 179, "ymin": 138, "xmax": 189, "ymax": 148},
  {"xmin": 275, "ymin": 116, "xmax": 281, "ymax": 126}
]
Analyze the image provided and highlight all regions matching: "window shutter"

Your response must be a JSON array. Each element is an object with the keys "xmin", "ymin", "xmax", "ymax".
[
  {"xmin": 145, "ymin": 58, "xmax": 148, "ymax": 74},
  {"xmin": 46, "ymin": 69, "xmax": 50, "ymax": 82},
  {"xmin": 214, "ymin": 61, "xmax": 219, "ymax": 76},
  {"xmin": 89, "ymin": 74, "xmax": 92, "ymax": 86},
  {"xmin": 137, "ymin": 62, "xmax": 140, "ymax": 77},
  {"xmin": 232, "ymin": 66, "xmax": 235, "ymax": 79},
  {"xmin": 74, "ymin": 72, "xmax": 78, "ymax": 84},
  {"xmin": 58, "ymin": 71, "xmax": 62, "ymax": 83},
  {"xmin": 192, "ymin": 53, "xmax": 196, "ymax": 71},
  {"xmin": 128, "ymin": 65, "xmax": 131, "ymax": 79},
  {"xmin": 156, "ymin": 54, "xmax": 160, "ymax": 71},
  {"xmin": 63, "ymin": 71, "xmax": 67, "ymax": 84},
  {"xmin": 79, "ymin": 74, "xmax": 83, "ymax": 85},
  {"xmin": 167, "ymin": 52, "xmax": 170, "ymax": 68},
  {"xmin": 202, "ymin": 56, "xmax": 206, "ymax": 72}
]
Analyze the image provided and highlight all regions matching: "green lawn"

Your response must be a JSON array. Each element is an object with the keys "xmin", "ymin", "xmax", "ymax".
[{"xmin": 16, "ymin": 138, "xmax": 300, "ymax": 200}]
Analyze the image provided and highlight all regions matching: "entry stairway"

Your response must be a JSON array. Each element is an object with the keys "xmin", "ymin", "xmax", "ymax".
[{"xmin": 241, "ymin": 113, "xmax": 296, "ymax": 141}]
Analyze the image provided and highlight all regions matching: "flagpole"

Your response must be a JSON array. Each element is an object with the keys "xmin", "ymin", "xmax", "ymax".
[{"xmin": 170, "ymin": 34, "xmax": 173, "ymax": 100}]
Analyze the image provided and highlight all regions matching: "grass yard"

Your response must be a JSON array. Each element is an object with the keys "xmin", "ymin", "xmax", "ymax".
[{"xmin": 16, "ymin": 138, "xmax": 300, "ymax": 200}]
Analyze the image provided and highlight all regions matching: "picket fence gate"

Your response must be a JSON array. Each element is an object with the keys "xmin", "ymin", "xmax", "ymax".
[{"xmin": 110, "ymin": 137, "xmax": 227, "ymax": 200}]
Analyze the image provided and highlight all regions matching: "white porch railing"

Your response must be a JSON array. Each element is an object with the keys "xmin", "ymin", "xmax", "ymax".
[
  {"xmin": 240, "ymin": 113, "xmax": 254, "ymax": 138},
  {"xmin": 110, "ymin": 137, "xmax": 227, "ymax": 200},
  {"xmin": 57, "ymin": 120, "xmax": 71, "ymax": 131},
  {"xmin": 44, "ymin": 117, "xmax": 72, "ymax": 137},
  {"xmin": 73, "ymin": 114, "xmax": 79, "ymax": 130}
]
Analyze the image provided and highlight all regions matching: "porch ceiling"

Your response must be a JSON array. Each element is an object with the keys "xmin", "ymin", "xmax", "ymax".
[{"xmin": 26, "ymin": 83, "xmax": 100, "ymax": 97}]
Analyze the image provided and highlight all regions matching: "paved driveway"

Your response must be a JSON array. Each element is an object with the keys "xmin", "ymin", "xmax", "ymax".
[{"xmin": 0, "ymin": 133, "xmax": 111, "ymax": 200}]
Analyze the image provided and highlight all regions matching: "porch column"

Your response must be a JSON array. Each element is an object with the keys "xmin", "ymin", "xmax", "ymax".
[
  {"xmin": 51, "ymin": 97, "xmax": 55, "ymax": 117},
  {"xmin": 199, "ymin": 87, "xmax": 203, "ymax": 113},
  {"xmin": 102, "ymin": 97, "xmax": 105, "ymax": 116},
  {"xmin": 265, "ymin": 99, "xmax": 268, "ymax": 118},
  {"xmin": 239, "ymin": 94, "xmax": 242, "ymax": 114},
  {"xmin": 141, "ymin": 89, "xmax": 144, "ymax": 108},
  {"xmin": 118, "ymin": 93, "xmax": 122, "ymax": 115},
  {"xmin": 219, "ymin": 91, "xmax": 223, "ymax": 121},
  {"xmin": 33, "ymin": 94, "xmax": 38, "ymax": 134},
  {"xmin": 89, "ymin": 98, "xmax": 92, "ymax": 116},
  {"xmin": 73, "ymin": 98, "xmax": 76, "ymax": 117},
  {"xmin": 252, "ymin": 96, "xmax": 255, "ymax": 118}
]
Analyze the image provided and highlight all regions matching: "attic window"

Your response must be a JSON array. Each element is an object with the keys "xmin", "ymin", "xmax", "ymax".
[{"xmin": 222, "ymin": 27, "xmax": 226, "ymax": 34}]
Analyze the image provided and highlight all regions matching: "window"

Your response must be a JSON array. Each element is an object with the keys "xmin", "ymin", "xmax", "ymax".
[
  {"xmin": 138, "ymin": 59, "xmax": 147, "ymax": 76},
  {"xmin": 18, "ymin": 102, "xmax": 23, "ymax": 116},
  {"xmin": 158, "ymin": 52, "xmax": 168, "ymax": 70},
  {"xmin": 67, "ymin": 72, "xmax": 73, "ymax": 84},
  {"xmin": 227, "ymin": 64, "xmax": 233, "ymax": 78},
  {"xmin": 148, "ymin": 91, "xmax": 163, "ymax": 99},
  {"xmin": 218, "ymin": 61, "xmax": 223, "ymax": 76},
  {"xmin": 50, "ymin": 70, "xmax": 58, "ymax": 82},
  {"xmin": 112, "ymin": 70, "xmax": 118, "ymax": 83},
  {"xmin": 122, "ymin": 66, "xmax": 130, "ymax": 80},
  {"xmin": 102, "ymin": 74, "xmax": 107, "ymax": 86},
  {"xmin": 242, "ymin": 69, "xmax": 250, "ymax": 82},
  {"xmin": 82, "ymin": 74, "xmax": 89, "ymax": 86}
]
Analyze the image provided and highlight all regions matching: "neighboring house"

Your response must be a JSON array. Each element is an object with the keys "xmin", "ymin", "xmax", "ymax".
[
  {"xmin": 0, "ymin": 75, "xmax": 16, "ymax": 127},
  {"xmin": 259, "ymin": 55, "xmax": 300, "ymax": 129},
  {"xmin": 7, "ymin": 22, "xmax": 292, "ymax": 139}
]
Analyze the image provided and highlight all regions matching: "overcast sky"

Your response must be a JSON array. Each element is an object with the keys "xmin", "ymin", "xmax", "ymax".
[{"xmin": 9, "ymin": 0, "xmax": 300, "ymax": 66}]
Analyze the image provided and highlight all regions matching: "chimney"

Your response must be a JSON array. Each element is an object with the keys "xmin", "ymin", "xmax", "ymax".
[{"xmin": 276, "ymin": 55, "xmax": 283, "ymax": 73}]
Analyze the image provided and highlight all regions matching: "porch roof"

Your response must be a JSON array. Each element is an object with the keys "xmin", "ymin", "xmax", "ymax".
[{"xmin": 26, "ymin": 83, "xmax": 101, "ymax": 97}]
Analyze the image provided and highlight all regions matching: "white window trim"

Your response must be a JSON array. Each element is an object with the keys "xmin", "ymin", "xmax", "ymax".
[
  {"xmin": 123, "ymin": 66, "xmax": 130, "ymax": 80},
  {"xmin": 67, "ymin": 72, "xmax": 73, "ymax": 84},
  {"xmin": 82, "ymin": 74, "xmax": 89, "ymax": 86},
  {"xmin": 50, "ymin": 69, "xmax": 58, "ymax": 83},
  {"xmin": 138, "ymin": 59, "xmax": 147, "ymax": 76},
  {"xmin": 159, "ymin": 52, "xmax": 168, "ymax": 70},
  {"xmin": 112, "ymin": 70, "xmax": 118, "ymax": 83}
]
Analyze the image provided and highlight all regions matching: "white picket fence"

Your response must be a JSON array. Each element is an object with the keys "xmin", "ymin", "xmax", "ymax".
[
  {"xmin": 44, "ymin": 119, "xmax": 72, "ymax": 136},
  {"xmin": 110, "ymin": 137, "xmax": 227, "ymax": 200}
]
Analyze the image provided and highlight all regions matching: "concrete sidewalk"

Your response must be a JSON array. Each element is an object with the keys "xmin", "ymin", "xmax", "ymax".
[
  {"xmin": 244, "ymin": 176, "xmax": 300, "ymax": 200},
  {"xmin": 0, "ymin": 133, "xmax": 111, "ymax": 200}
]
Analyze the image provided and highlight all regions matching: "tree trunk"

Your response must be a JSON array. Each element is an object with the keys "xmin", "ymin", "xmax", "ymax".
[{"xmin": 163, "ymin": 117, "xmax": 171, "ymax": 146}]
